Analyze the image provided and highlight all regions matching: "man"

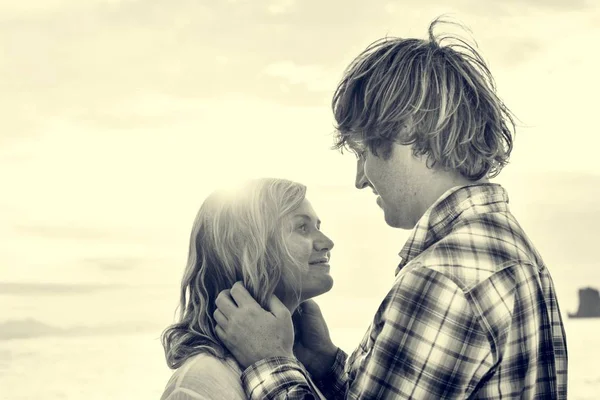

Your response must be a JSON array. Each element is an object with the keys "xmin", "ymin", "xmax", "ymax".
[{"xmin": 213, "ymin": 18, "xmax": 568, "ymax": 399}]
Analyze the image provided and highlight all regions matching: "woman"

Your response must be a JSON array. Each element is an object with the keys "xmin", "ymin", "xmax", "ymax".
[{"xmin": 160, "ymin": 178, "xmax": 334, "ymax": 399}]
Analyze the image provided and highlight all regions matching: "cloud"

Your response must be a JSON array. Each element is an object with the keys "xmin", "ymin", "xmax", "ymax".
[
  {"xmin": 1, "ymin": 1, "xmax": 599, "ymax": 294},
  {"xmin": 383, "ymin": 0, "xmax": 590, "ymax": 14},
  {"xmin": 2, "ymin": 0, "xmax": 595, "ymax": 145},
  {"xmin": 82, "ymin": 257, "xmax": 142, "ymax": 271},
  {"xmin": 263, "ymin": 61, "xmax": 334, "ymax": 92},
  {"xmin": 13, "ymin": 224, "xmax": 116, "ymax": 241},
  {"xmin": 0, "ymin": 0, "xmax": 139, "ymax": 18},
  {"xmin": 267, "ymin": 0, "xmax": 296, "ymax": 14},
  {"xmin": 502, "ymin": 0, "xmax": 590, "ymax": 10},
  {"xmin": 484, "ymin": 37, "xmax": 543, "ymax": 67},
  {"xmin": 0, "ymin": 282, "xmax": 124, "ymax": 295}
]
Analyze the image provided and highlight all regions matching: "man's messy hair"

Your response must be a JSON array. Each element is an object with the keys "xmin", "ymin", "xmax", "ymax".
[{"xmin": 332, "ymin": 16, "xmax": 516, "ymax": 180}]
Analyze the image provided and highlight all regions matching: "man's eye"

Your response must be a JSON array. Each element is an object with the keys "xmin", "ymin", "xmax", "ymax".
[
  {"xmin": 355, "ymin": 149, "xmax": 366, "ymax": 159},
  {"xmin": 350, "ymin": 143, "xmax": 367, "ymax": 159}
]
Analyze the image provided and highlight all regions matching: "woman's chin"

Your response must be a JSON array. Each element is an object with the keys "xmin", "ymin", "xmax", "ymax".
[{"xmin": 300, "ymin": 277, "xmax": 334, "ymax": 301}]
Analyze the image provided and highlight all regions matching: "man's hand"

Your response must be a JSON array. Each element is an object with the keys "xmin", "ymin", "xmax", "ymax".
[
  {"xmin": 214, "ymin": 282, "xmax": 295, "ymax": 369},
  {"xmin": 293, "ymin": 300, "xmax": 339, "ymax": 379}
]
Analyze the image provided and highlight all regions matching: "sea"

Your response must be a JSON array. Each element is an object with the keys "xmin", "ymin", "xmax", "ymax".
[
  {"xmin": 0, "ymin": 316, "xmax": 598, "ymax": 399},
  {"xmin": 1, "ymin": 181, "xmax": 599, "ymax": 399}
]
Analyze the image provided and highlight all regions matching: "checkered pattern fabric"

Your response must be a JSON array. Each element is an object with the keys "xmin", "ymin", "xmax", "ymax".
[{"xmin": 241, "ymin": 184, "xmax": 568, "ymax": 399}]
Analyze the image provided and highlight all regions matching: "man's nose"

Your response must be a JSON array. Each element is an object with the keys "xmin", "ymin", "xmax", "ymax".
[{"xmin": 355, "ymin": 159, "xmax": 369, "ymax": 189}]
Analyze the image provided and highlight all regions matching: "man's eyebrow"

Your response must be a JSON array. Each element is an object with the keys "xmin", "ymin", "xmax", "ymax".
[{"xmin": 293, "ymin": 214, "xmax": 321, "ymax": 226}]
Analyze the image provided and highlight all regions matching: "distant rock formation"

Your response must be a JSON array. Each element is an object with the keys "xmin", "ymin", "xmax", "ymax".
[{"xmin": 568, "ymin": 287, "xmax": 600, "ymax": 318}]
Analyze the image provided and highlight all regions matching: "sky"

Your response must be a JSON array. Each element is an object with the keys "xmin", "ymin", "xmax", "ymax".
[{"xmin": 1, "ymin": 0, "xmax": 600, "ymax": 334}]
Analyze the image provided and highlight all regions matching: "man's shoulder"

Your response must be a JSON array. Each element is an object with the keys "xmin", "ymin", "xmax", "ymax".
[
  {"xmin": 417, "ymin": 209, "xmax": 544, "ymax": 290},
  {"xmin": 388, "ymin": 258, "xmax": 519, "ymax": 344}
]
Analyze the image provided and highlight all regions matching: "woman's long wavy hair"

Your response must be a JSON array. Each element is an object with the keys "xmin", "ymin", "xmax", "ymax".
[
  {"xmin": 161, "ymin": 178, "xmax": 307, "ymax": 369},
  {"xmin": 332, "ymin": 16, "xmax": 516, "ymax": 180}
]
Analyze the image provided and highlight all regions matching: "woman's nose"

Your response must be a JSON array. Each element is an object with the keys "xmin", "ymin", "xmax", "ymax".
[{"xmin": 314, "ymin": 231, "xmax": 334, "ymax": 251}]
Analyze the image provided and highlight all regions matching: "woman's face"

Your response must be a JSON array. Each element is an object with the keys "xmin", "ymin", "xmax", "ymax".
[{"xmin": 277, "ymin": 198, "xmax": 335, "ymax": 307}]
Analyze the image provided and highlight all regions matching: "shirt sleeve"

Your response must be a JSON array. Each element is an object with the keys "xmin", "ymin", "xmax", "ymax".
[
  {"xmin": 241, "ymin": 356, "xmax": 328, "ymax": 400},
  {"xmin": 240, "ymin": 348, "xmax": 349, "ymax": 400},
  {"xmin": 312, "ymin": 348, "xmax": 349, "ymax": 399},
  {"xmin": 240, "ymin": 268, "xmax": 496, "ymax": 399}
]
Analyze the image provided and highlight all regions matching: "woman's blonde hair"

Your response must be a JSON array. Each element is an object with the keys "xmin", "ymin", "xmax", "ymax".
[{"xmin": 161, "ymin": 178, "xmax": 307, "ymax": 369}]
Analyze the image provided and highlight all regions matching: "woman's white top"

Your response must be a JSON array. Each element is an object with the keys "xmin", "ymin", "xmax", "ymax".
[{"xmin": 160, "ymin": 353, "xmax": 246, "ymax": 400}]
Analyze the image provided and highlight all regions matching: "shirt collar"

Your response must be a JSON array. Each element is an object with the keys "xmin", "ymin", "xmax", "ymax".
[{"xmin": 395, "ymin": 183, "xmax": 509, "ymax": 276}]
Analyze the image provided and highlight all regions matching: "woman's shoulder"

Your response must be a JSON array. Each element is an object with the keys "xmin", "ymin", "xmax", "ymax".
[
  {"xmin": 183, "ymin": 352, "xmax": 243, "ymax": 377},
  {"xmin": 161, "ymin": 353, "xmax": 245, "ymax": 400}
]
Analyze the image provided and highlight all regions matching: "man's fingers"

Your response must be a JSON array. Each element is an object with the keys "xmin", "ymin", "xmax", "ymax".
[
  {"xmin": 215, "ymin": 324, "xmax": 227, "ymax": 341},
  {"xmin": 230, "ymin": 281, "xmax": 261, "ymax": 309},
  {"xmin": 213, "ymin": 309, "xmax": 228, "ymax": 327},
  {"xmin": 215, "ymin": 289, "xmax": 237, "ymax": 317},
  {"xmin": 300, "ymin": 299, "xmax": 322, "ymax": 316},
  {"xmin": 267, "ymin": 294, "xmax": 290, "ymax": 318},
  {"xmin": 215, "ymin": 324, "xmax": 234, "ymax": 353}
]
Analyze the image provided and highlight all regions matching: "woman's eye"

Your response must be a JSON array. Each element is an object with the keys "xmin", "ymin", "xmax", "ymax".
[{"xmin": 297, "ymin": 224, "xmax": 308, "ymax": 233}]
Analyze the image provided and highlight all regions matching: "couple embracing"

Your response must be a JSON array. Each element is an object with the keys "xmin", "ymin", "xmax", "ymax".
[{"xmin": 160, "ymin": 18, "xmax": 568, "ymax": 400}]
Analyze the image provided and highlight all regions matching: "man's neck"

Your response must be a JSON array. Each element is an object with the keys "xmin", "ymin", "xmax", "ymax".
[{"xmin": 414, "ymin": 173, "xmax": 489, "ymax": 227}]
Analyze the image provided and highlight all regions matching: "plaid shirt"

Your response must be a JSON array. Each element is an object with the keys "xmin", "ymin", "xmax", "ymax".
[{"xmin": 241, "ymin": 184, "xmax": 568, "ymax": 399}]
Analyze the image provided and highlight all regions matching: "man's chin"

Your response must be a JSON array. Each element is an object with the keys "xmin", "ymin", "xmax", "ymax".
[{"xmin": 383, "ymin": 211, "xmax": 415, "ymax": 230}]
